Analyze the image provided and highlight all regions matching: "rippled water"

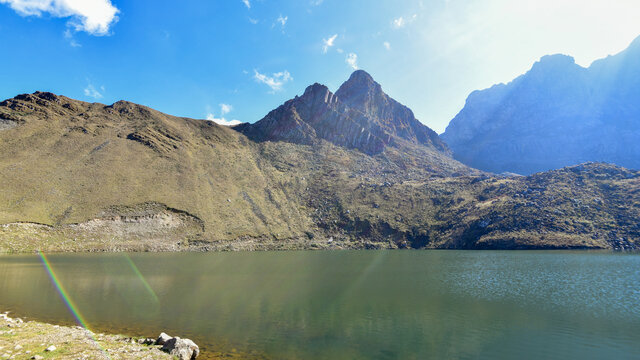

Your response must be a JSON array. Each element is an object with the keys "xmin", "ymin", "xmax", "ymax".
[{"xmin": 0, "ymin": 251, "xmax": 638, "ymax": 359}]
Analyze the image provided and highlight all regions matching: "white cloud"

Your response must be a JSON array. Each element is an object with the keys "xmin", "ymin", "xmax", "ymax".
[
  {"xmin": 383, "ymin": 41, "xmax": 391, "ymax": 50},
  {"xmin": 248, "ymin": 17, "xmax": 258, "ymax": 24},
  {"xmin": 84, "ymin": 83, "xmax": 104, "ymax": 99},
  {"xmin": 392, "ymin": 14, "xmax": 417, "ymax": 29},
  {"xmin": 346, "ymin": 53, "xmax": 358, "ymax": 70},
  {"xmin": 242, "ymin": 0, "xmax": 250, "ymax": 9},
  {"xmin": 206, "ymin": 114, "xmax": 241, "ymax": 126},
  {"xmin": 336, "ymin": 48, "xmax": 344, "ymax": 54},
  {"xmin": 276, "ymin": 14, "xmax": 287, "ymax": 28},
  {"xmin": 322, "ymin": 34, "xmax": 337, "ymax": 53},
  {"xmin": 220, "ymin": 103, "xmax": 232, "ymax": 115},
  {"xmin": 0, "ymin": 0, "xmax": 119, "ymax": 35},
  {"xmin": 310, "ymin": 0, "xmax": 323, "ymax": 5},
  {"xmin": 254, "ymin": 69, "xmax": 293, "ymax": 92},
  {"xmin": 206, "ymin": 104, "xmax": 241, "ymax": 126}
]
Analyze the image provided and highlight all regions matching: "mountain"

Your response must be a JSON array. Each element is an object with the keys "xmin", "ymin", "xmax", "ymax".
[
  {"xmin": 238, "ymin": 70, "xmax": 450, "ymax": 156},
  {"xmin": 0, "ymin": 73, "xmax": 638, "ymax": 252},
  {"xmin": 441, "ymin": 36, "xmax": 640, "ymax": 175}
]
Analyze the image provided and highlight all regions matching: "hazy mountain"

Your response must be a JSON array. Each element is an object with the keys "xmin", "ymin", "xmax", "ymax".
[
  {"xmin": 441, "ymin": 36, "xmax": 640, "ymax": 175},
  {"xmin": 0, "ymin": 73, "xmax": 638, "ymax": 252}
]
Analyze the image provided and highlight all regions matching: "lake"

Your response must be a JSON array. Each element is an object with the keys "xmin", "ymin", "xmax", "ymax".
[{"xmin": 0, "ymin": 251, "xmax": 638, "ymax": 359}]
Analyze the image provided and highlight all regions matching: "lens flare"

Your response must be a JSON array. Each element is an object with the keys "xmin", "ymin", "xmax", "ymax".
[
  {"xmin": 123, "ymin": 254, "xmax": 159, "ymax": 304},
  {"xmin": 38, "ymin": 251, "xmax": 111, "ymax": 359},
  {"xmin": 38, "ymin": 251, "xmax": 90, "ymax": 329}
]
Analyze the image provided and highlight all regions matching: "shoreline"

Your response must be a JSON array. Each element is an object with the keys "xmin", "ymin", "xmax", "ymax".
[{"xmin": 0, "ymin": 312, "xmax": 173, "ymax": 359}]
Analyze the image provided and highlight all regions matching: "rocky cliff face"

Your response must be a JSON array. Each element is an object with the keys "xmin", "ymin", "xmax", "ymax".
[
  {"xmin": 239, "ymin": 70, "xmax": 450, "ymax": 156},
  {"xmin": 237, "ymin": 82, "xmax": 388, "ymax": 155},
  {"xmin": 441, "ymin": 36, "xmax": 640, "ymax": 175},
  {"xmin": 336, "ymin": 70, "xmax": 449, "ymax": 154}
]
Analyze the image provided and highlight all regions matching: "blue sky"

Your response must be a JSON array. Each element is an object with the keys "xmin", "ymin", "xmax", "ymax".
[{"xmin": 1, "ymin": 0, "xmax": 639, "ymax": 132}]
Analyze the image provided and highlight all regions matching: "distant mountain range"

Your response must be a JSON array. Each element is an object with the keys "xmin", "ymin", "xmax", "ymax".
[
  {"xmin": 441, "ymin": 36, "xmax": 640, "ymax": 175},
  {"xmin": 0, "ymin": 71, "xmax": 638, "ymax": 252}
]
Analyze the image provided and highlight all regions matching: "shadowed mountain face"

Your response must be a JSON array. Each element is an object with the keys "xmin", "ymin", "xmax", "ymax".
[
  {"xmin": 441, "ymin": 36, "xmax": 640, "ymax": 175},
  {"xmin": 239, "ymin": 70, "xmax": 450, "ymax": 156}
]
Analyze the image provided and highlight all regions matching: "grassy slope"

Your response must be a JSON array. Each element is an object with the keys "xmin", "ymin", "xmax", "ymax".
[{"xmin": 0, "ymin": 92, "xmax": 638, "ymax": 251}]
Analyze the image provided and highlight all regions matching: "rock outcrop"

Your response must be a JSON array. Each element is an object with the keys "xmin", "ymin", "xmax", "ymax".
[{"xmin": 441, "ymin": 35, "xmax": 640, "ymax": 174}]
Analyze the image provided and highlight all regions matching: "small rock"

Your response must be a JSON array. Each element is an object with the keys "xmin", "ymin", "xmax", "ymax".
[
  {"xmin": 12, "ymin": 346, "xmax": 21, "ymax": 351},
  {"xmin": 161, "ymin": 337, "xmax": 199, "ymax": 360},
  {"xmin": 156, "ymin": 332, "xmax": 172, "ymax": 345},
  {"xmin": 45, "ymin": 346, "xmax": 56, "ymax": 352},
  {"xmin": 31, "ymin": 356, "xmax": 44, "ymax": 360}
]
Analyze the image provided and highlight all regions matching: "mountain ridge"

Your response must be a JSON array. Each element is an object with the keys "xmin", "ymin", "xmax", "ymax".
[
  {"xmin": 441, "ymin": 35, "xmax": 640, "ymax": 175},
  {"xmin": 0, "ymin": 72, "xmax": 638, "ymax": 252}
]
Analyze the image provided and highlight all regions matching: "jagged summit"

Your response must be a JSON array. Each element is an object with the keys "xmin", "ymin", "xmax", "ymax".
[
  {"xmin": 239, "ymin": 71, "xmax": 451, "ymax": 156},
  {"xmin": 339, "ymin": 70, "xmax": 378, "ymax": 91}
]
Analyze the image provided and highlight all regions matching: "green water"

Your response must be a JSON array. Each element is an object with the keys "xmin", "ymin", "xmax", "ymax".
[{"xmin": 0, "ymin": 251, "xmax": 639, "ymax": 359}]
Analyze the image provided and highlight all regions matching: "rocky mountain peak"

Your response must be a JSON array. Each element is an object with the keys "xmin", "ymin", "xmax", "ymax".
[
  {"xmin": 297, "ymin": 83, "xmax": 339, "ymax": 106},
  {"xmin": 340, "ymin": 70, "xmax": 378, "ymax": 90},
  {"xmin": 238, "ymin": 71, "xmax": 451, "ymax": 155},
  {"xmin": 335, "ymin": 70, "xmax": 382, "ymax": 109}
]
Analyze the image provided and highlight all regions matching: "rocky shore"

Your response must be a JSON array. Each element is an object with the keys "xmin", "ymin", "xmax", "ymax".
[{"xmin": 0, "ymin": 312, "xmax": 199, "ymax": 360}]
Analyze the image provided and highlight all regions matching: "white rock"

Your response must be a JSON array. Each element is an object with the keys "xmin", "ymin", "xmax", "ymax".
[
  {"xmin": 45, "ymin": 346, "xmax": 56, "ymax": 352},
  {"xmin": 156, "ymin": 332, "xmax": 172, "ymax": 345},
  {"xmin": 161, "ymin": 337, "xmax": 200, "ymax": 360}
]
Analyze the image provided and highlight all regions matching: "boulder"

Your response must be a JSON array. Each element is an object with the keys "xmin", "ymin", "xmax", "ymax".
[
  {"xmin": 161, "ymin": 337, "xmax": 200, "ymax": 360},
  {"xmin": 156, "ymin": 332, "xmax": 172, "ymax": 345}
]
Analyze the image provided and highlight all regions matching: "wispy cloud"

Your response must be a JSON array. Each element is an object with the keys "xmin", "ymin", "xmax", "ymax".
[
  {"xmin": 276, "ymin": 14, "xmax": 287, "ymax": 29},
  {"xmin": 254, "ymin": 69, "xmax": 293, "ymax": 92},
  {"xmin": 64, "ymin": 28, "xmax": 81, "ymax": 47},
  {"xmin": 249, "ymin": 17, "xmax": 258, "ymax": 24},
  {"xmin": 220, "ymin": 103, "xmax": 232, "ymax": 115},
  {"xmin": 392, "ymin": 14, "xmax": 417, "ymax": 29},
  {"xmin": 346, "ymin": 53, "xmax": 358, "ymax": 70},
  {"xmin": 242, "ymin": 0, "xmax": 250, "ymax": 9},
  {"xmin": 310, "ymin": 0, "xmax": 324, "ymax": 5},
  {"xmin": 322, "ymin": 34, "xmax": 337, "ymax": 53},
  {"xmin": 84, "ymin": 83, "xmax": 104, "ymax": 99},
  {"xmin": 383, "ymin": 41, "xmax": 391, "ymax": 50},
  {"xmin": 0, "ymin": 0, "xmax": 119, "ymax": 35}
]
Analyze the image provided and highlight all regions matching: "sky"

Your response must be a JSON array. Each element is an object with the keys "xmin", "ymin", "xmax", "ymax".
[{"xmin": 1, "ymin": 0, "xmax": 639, "ymax": 133}]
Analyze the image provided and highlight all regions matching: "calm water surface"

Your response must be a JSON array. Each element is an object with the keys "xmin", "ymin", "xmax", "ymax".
[{"xmin": 0, "ymin": 251, "xmax": 638, "ymax": 359}]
